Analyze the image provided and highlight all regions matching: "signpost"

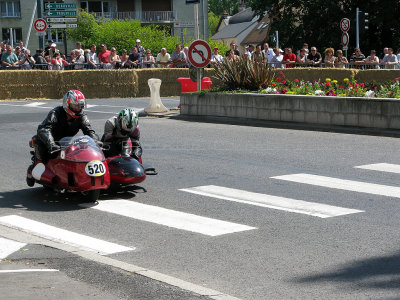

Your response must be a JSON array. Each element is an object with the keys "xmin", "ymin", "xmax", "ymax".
[
  {"xmin": 45, "ymin": 3, "xmax": 76, "ymax": 10},
  {"xmin": 188, "ymin": 40, "xmax": 212, "ymax": 91},
  {"xmin": 48, "ymin": 24, "xmax": 77, "ymax": 29},
  {"xmin": 340, "ymin": 18, "xmax": 350, "ymax": 57},
  {"xmin": 45, "ymin": 10, "xmax": 77, "ymax": 17},
  {"xmin": 47, "ymin": 18, "xmax": 77, "ymax": 23}
]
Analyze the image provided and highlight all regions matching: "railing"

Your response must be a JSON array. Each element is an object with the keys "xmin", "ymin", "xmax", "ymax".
[{"xmin": 92, "ymin": 11, "xmax": 176, "ymax": 22}]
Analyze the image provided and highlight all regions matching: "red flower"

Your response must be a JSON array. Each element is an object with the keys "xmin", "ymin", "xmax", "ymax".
[
  {"xmin": 282, "ymin": 80, "xmax": 287, "ymax": 84},
  {"xmin": 272, "ymin": 83, "xmax": 276, "ymax": 87},
  {"xmin": 276, "ymin": 77, "xmax": 281, "ymax": 82},
  {"xmin": 361, "ymin": 83, "xmax": 365, "ymax": 88},
  {"xmin": 325, "ymin": 82, "xmax": 332, "ymax": 87},
  {"xmin": 294, "ymin": 78, "xmax": 300, "ymax": 82},
  {"xmin": 395, "ymin": 77, "xmax": 400, "ymax": 81}
]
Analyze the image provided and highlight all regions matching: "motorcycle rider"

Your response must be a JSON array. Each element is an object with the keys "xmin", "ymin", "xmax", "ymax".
[
  {"xmin": 31, "ymin": 90, "xmax": 98, "ymax": 165},
  {"xmin": 101, "ymin": 108, "xmax": 142, "ymax": 159}
]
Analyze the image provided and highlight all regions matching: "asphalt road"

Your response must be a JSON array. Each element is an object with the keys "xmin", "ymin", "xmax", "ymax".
[{"xmin": 2, "ymin": 97, "xmax": 400, "ymax": 299}]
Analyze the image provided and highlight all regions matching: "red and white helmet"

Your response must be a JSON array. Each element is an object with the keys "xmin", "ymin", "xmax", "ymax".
[{"xmin": 63, "ymin": 90, "xmax": 86, "ymax": 118}]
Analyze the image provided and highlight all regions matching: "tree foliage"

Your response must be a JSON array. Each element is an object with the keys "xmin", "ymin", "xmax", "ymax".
[
  {"xmin": 208, "ymin": 0, "xmax": 238, "ymax": 16},
  {"xmin": 247, "ymin": 0, "xmax": 400, "ymax": 54}
]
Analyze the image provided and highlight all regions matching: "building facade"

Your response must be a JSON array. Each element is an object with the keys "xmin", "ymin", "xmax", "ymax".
[{"xmin": 0, "ymin": 0, "xmax": 206, "ymax": 52}]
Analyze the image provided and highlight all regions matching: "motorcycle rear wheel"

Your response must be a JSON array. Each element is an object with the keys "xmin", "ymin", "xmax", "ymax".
[{"xmin": 81, "ymin": 189, "xmax": 100, "ymax": 202}]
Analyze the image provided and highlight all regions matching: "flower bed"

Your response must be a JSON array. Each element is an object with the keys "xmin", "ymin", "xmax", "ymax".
[{"xmin": 262, "ymin": 75, "xmax": 400, "ymax": 99}]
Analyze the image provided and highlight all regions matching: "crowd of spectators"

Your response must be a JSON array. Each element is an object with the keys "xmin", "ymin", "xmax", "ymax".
[{"xmin": 1, "ymin": 38, "xmax": 400, "ymax": 70}]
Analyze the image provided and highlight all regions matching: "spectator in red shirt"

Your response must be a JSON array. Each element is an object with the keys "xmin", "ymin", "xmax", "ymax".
[
  {"xmin": 282, "ymin": 48, "xmax": 296, "ymax": 68},
  {"xmin": 98, "ymin": 44, "xmax": 111, "ymax": 65}
]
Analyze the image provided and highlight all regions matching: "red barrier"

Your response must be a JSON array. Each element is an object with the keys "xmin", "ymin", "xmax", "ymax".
[{"xmin": 177, "ymin": 77, "xmax": 212, "ymax": 93}]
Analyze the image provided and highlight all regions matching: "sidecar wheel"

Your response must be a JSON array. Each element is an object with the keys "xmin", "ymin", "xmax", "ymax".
[{"xmin": 82, "ymin": 189, "xmax": 100, "ymax": 202}]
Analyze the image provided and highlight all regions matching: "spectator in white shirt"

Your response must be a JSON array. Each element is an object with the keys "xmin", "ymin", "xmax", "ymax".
[
  {"xmin": 211, "ymin": 47, "xmax": 224, "ymax": 64},
  {"xmin": 87, "ymin": 44, "xmax": 99, "ymax": 69},
  {"xmin": 262, "ymin": 43, "xmax": 274, "ymax": 63}
]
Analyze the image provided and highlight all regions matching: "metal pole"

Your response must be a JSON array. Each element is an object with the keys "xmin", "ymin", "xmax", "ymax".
[
  {"xmin": 203, "ymin": 0, "xmax": 208, "ymax": 40},
  {"xmin": 196, "ymin": 68, "xmax": 201, "ymax": 91},
  {"xmin": 194, "ymin": 3, "xmax": 199, "ymax": 40},
  {"xmin": 275, "ymin": 31, "xmax": 279, "ymax": 48},
  {"xmin": 180, "ymin": 28, "xmax": 184, "ymax": 45},
  {"xmin": 37, "ymin": 0, "xmax": 43, "ymax": 49},
  {"xmin": 356, "ymin": 7, "xmax": 359, "ymax": 49},
  {"xmin": 25, "ymin": 1, "xmax": 37, "ymax": 49},
  {"xmin": 10, "ymin": 28, "xmax": 14, "ymax": 47},
  {"xmin": 63, "ymin": 30, "xmax": 67, "ymax": 57}
]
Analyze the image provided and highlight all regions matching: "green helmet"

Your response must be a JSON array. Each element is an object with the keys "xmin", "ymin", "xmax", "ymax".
[{"xmin": 118, "ymin": 108, "xmax": 138, "ymax": 134}]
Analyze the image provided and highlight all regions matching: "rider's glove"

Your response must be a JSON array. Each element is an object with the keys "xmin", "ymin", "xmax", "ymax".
[{"xmin": 49, "ymin": 144, "xmax": 61, "ymax": 154}]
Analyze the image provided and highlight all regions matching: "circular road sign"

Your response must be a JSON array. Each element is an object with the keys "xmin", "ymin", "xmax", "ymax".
[
  {"xmin": 341, "ymin": 32, "xmax": 349, "ymax": 47},
  {"xmin": 189, "ymin": 65, "xmax": 204, "ymax": 82},
  {"xmin": 340, "ymin": 18, "xmax": 350, "ymax": 32},
  {"xmin": 188, "ymin": 40, "xmax": 212, "ymax": 68},
  {"xmin": 34, "ymin": 18, "xmax": 47, "ymax": 32}
]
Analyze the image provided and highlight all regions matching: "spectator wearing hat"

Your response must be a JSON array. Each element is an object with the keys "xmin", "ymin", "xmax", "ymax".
[
  {"xmin": 211, "ymin": 46, "xmax": 224, "ymax": 64},
  {"xmin": 44, "ymin": 40, "xmax": 53, "ymax": 52},
  {"xmin": 135, "ymin": 39, "xmax": 144, "ymax": 56},
  {"xmin": 270, "ymin": 47, "xmax": 283, "ymax": 68},
  {"xmin": 45, "ymin": 43, "xmax": 61, "ymax": 62},
  {"xmin": 156, "ymin": 48, "xmax": 171, "ymax": 68},
  {"xmin": 98, "ymin": 44, "xmax": 111, "ymax": 66}
]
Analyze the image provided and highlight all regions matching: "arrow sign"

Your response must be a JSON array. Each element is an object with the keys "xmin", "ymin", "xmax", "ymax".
[
  {"xmin": 45, "ymin": 3, "xmax": 76, "ymax": 9},
  {"xmin": 48, "ymin": 24, "xmax": 77, "ymax": 29},
  {"xmin": 45, "ymin": 10, "xmax": 77, "ymax": 17},
  {"xmin": 47, "ymin": 18, "xmax": 77, "ymax": 23},
  {"xmin": 188, "ymin": 40, "xmax": 212, "ymax": 68}
]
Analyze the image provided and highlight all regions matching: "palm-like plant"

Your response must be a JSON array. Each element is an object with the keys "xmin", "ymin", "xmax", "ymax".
[{"xmin": 212, "ymin": 58, "xmax": 275, "ymax": 91}]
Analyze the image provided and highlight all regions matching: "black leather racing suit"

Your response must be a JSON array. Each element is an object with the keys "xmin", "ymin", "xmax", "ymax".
[{"xmin": 35, "ymin": 106, "xmax": 97, "ymax": 162}]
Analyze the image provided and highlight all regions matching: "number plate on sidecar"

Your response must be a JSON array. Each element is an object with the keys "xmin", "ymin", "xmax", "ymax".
[{"xmin": 85, "ymin": 160, "xmax": 106, "ymax": 177}]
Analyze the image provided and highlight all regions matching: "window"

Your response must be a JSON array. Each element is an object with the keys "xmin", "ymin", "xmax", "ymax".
[
  {"xmin": 2, "ymin": 27, "xmax": 22, "ymax": 43},
  {"xmin": 48, "ymin": 30, "xmax": 64, "ymax": 43},
  {"xmin": 81, "ymin": 1, "xmax": 109, "ymax": 14},
  {"xmin": 1, "ymin": 1, "xmax": 20, "ymax": 17}
]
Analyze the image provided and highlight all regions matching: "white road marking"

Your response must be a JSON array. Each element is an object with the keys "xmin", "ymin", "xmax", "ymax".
[
  {"xmin": 0, "ymin": 237, "xmax": 26, "ymax": 260},
  {"xmin": 23, "ymin": 102, "xmax": 46, "ymax": 107},
  {"xmin": 0, "ymin": 215, "xmax": 133, "ymax": 255},
  {"xmin": 0, "ymin": 269, "xmax": 59, "ymax": 273},
  {"xmin": 180, "ymin": 185, "xmax": 363, "ymax": 218},
  {"xmin": 355, "ymin": 163, "xmax": 400, "ymax": 174},
  {"xmin": 91, "ymin": 200, "xmax": 256, "ymax": 236},
  {"xmin": 86, "ymin": 104, "xmax": 98, "ymax": 108},
  {"xmin": 272, "ymin": 173, "xmax": 400, "ymax": 198}
]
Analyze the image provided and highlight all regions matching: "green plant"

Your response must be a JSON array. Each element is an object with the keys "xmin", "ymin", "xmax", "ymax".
[{"xmin": 212, "ymin": 58, "xmax": 275, "ymax": 91}]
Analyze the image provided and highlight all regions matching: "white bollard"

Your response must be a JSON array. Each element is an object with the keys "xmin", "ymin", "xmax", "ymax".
[{"xmin": 145, "ymin": 78, "xmax": 169, "ymax": 113}]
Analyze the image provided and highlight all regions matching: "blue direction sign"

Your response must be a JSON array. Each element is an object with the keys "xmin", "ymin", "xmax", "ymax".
[
  {"xmin": 45, "ymin": 10, "xmax": 77, "ymax": 17},
  {"xmin": 45, "ymin": 3, "xmax": 76, "ymax": 10}
]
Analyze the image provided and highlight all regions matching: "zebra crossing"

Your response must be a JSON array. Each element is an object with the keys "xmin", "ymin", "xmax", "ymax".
[{"xmin": 1, "ymin": 162, "xmax": 400, "ymax": 260}]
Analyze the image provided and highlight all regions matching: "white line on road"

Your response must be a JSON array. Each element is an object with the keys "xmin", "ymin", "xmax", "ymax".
[
  {"xmin": 0, "ymin": 237, "xmax": 26, "ymax": 260},
  {"xmin": 0, "ymin": 269, "xmax": 59, "ymax": 273},
  {"xmin": 23, "ymin": 102, "xmax": 46, "ymax": 107},
  {"xmin": 90, "ymin": 200, "xmax": 256, "ymax": 236},
  {"xmin": 180, "ymin": 185, "xmax": 363, "ymax": 218},
  {"xmin": 0, "ymin": 215, "xmax": 133, "ymax": 255},
  {"xmin": 272, "ymin": 173, "xmax": 400, "ymax": 198},
  {"xmin": 355, "ymin": 163, "xmax": 400, "ymax": 174}
]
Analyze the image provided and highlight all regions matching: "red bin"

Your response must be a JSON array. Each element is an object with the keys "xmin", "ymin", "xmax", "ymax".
[{"xmin": 177, "ymin": 77, "xmax": 212, "ymax": 93}]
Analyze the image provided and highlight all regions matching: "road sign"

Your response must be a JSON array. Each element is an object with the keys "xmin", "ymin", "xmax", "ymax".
[
  {"xmin": 188, "ymin": 40, "xmax": 212, "ymax": 68},
  {"xmin": 47, "ymin": 18, "xmax": 77, "ymax": 23},
  {"xmin": 35, "ymin": 31, "xmax": 46, "ymax": 37},
  {"xmin": 341, "ymin": 32, "xmax": 349, "ymax": 46},
  {"xmin": 48, "ymin": 24, "xmax": 77, "ymax": 29},
  {"xmin": 45, "ymin": 10, "xmax": 77, "ymax": 17},
  {"xmin": 45, "ymin": 3, "xmax": 76, "ymax": 10},
  {"xmin": 34, "ymin": 18, "xmax": 47, "ymax": 32},
  {"xmin": 189, "ymin": 65, "xmax": 204, "ymax": 82},
  {"xmin": 342, "ymin": 46, "xmax": 348, "ymax": 51},
  {"xmin": 340, "ymin": 18, "xmax": 350, "ymax": 32},
  {"xmin": 174, "ymin": 22, "xmax": 195, "ymax": 28}
]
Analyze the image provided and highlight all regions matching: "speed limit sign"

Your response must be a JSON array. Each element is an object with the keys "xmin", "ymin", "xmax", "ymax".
[{"xmin": 34, "ymin": 18, "xmax": 47, "ymax": 32}]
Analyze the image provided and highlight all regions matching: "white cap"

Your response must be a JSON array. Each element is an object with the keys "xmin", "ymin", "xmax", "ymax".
[
  {"xmin": 51, "ymin": 43, "xmax": 57, "ymax": 47},
  {"xmin": 136, "ymin": 39, "xmax": 141, "ymax": 43},
  {"xmin": 279, "ymin": 48, "xmax": 284, "ymax": 53}
]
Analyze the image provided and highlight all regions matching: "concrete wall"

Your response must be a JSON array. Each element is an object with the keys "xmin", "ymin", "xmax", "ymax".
[{"xmin": 180, "ymin": 93, "xmax": 400, "ymax": 129}]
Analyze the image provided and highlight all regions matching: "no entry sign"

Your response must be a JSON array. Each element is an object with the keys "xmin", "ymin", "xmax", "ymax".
[
  {"xmin": 34, "ymin": 18, "xmax": 47, "ymax": 32},
  {"xmin": 188, "ymin": 40, "xmax": 212, "ymax": 68}
]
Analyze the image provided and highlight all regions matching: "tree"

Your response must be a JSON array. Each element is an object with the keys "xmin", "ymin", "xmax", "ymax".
[
  {"xmin": 208, "ymin": 0, "xmax": 238, "ymax": 16},
  {"xmin": 247, "ymin": 0, "xmax": 400, "ymax": 55},
  {"xmin": 208, "ymin": 12, "xmax": 220, "ymax": 37}
]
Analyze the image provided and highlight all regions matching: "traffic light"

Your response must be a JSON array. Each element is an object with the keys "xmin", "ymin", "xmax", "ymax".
[{"xmin": 359, "ymin": 10, "xmax": 369, "ymax": 33}]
